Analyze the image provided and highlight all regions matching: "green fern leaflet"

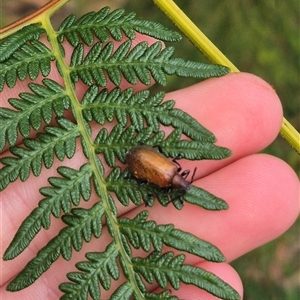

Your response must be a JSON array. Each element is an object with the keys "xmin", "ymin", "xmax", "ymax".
[{"xmin": 0, "ymin": 6, "xmax": 239, "ymax": 300}]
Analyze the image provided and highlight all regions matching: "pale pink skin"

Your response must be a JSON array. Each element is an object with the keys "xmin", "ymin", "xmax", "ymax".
[{"xmin": 1, "ymin": 33, "xmax": 299, "ymax": 300}]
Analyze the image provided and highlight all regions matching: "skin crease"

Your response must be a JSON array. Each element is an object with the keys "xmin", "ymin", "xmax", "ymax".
[{"xmin": 1, "ymin": 33, "xmax": 299, "ymax": 300}]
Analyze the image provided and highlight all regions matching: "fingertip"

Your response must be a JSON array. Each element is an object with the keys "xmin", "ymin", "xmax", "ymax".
[
  {"xmin": 219, "ymin": 72, "xmax": 283, "ymax": 154},
  {"xmin": 197, "ymin": 153, "xmax": 299, "ymax": 260},
  {"xmin": 170, "ymin": 72, "xmax": 283, "ymax": 158},
  {"xmin": 226, "ymin": 72, "xmax": 283, "ymax": 149},
  {"xmin": 233, "ymin": 153, "xmax": 299, "ymax": 234}
]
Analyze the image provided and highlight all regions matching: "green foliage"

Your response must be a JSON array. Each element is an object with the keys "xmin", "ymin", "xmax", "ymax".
[
  {"xmin": 1, "ymin": 6, "xmax": 238, "ymax": 300},
  {"xmin": 0, "ymin": 40, "xmax": 54, "ymax": 89},
  {"xmin": 57, "ymin": 7, "xmax": 182, "ymax": 46},
  {"xmin": 0, "ymin": 79, "xmax": 70, "ymax": 150},
  {"xmin": 133, "ymin": 251, "xmax": 239, "ymax": 299},
  {"xmin": 122, "ymin": 2, "xmax": 300, "ymax": 299},
  {"xmin": 69, "ymin": 40, "xmax": 227, "ymax": 87}
]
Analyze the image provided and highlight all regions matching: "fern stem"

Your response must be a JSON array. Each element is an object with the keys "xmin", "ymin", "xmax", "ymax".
[
  {"xmin": 151, "ymin": 0, "xmax": 238, "ymax": 69},
  {"xmin": 42, "ymin": 13, "xmax": 145, "ymax": 299},
  {"xmin": 152, "ymin": 0, "xmax": 300, "ymax": 155},
  {"xmin": 108, "ymin": 210, "xmax": 146, "ymax": 300},
  {"xmin": 280, "ymin": 118, "xmax": 300, "ymax": 155}
]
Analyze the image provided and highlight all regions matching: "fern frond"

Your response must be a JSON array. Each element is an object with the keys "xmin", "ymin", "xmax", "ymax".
[
  {"xmin": 69, "ymin": 40, "xmax": 229, "ymax": 87},
  {"xmin": 119, "ymin": 210, "xmax": 225, "ymax": 262},
  {"xmin": 185, "ymin": 186, "xmax": 229, "ymax": 210},
  {"xmin": 106, "ymin": 167, "xmax": 143, "ymax": 206},
  {"xmin": 0, "ymin": 24, "xmax": 45, "ymax": 62},
  {"xmin": 106, "ymin": 164, "xmax": 228, "ymax": 211},
  {"xmin": 3, "ymin": 164, "xmax": 93, "ymax": 260},
  {"xmin": 94, "ymin": 125, "xmax": 167, "ymax": 167},
  {"xmin": 0, "ymin": 118, "xmax": 79, "ymax": 190},
  {"xmin": 106, "ymin": 166, "xmax": 159, "ymax": 207},
  {"xmin": 59, "ymin": 242, "xmax": 119, "ymax": 300},
  {"xmin": 142, "ymin": 291, "xmax": 179, "ymax": 300},
  {"xmin": 58, "ymin": 209, "xmax": 230, "ymax": 300},
  {"xmin": 81, "ymin": 86, "xmax": 216, "ymax": 146},
  {"xmin": 5, "ymin": 202, "xmax": 105, "ymax": 291},
  {"xmin": 133, "ymin": 251, "xmax": 240, "ymax": 300},
  {"xmin": 0, "ymin": 79, "xmax": 70, "ymax": 150},
  {"xmin": 160, "ymin": 108, "xmax": 217, "ymax": 142},
  {"xmin": 57, "ymin": 6, "xmax": 181, "ymax": 47},
  {"xmin": 93, "ymin": 124, "xmax": 228, "ymax": 169},
  {"xmin": 1, "ymin": 5, "xmax": 238, "ymax": 299},
  {"xmin": 0, "ymin": 40, "xmax": 54, "ymax": 90},
  {"xmin": 161, "ymin": 130, "xmax": 232, "ymax": 159},
  {"xmin": 110, "ymin": 282, "xmax": 134, "ymax": 300},
  {"xmin": 82, "ymin": 87, "xmax": 169, "ymax": 131}
]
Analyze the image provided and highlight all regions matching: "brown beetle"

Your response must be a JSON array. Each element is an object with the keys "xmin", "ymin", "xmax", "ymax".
[{"xmin": 126, "ymin": 145, "xmax": 193, "ymax": 192}]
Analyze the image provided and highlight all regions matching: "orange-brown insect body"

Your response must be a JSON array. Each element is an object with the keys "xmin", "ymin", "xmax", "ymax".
[{"xmin": 126, "ymin": 145, "xmax": 190, "ymax": 191}]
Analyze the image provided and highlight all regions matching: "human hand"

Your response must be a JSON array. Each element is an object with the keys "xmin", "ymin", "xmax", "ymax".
[{"xmin": 1, "ymin": 35, "xmax": 299, "ymax": 299}]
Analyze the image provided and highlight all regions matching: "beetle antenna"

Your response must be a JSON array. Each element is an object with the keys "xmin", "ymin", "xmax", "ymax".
[{"xmin": 190, "ymin": 167, "xmax": 197, "ymax": 183}]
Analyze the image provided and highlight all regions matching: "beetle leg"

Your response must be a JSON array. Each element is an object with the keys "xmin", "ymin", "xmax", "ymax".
[
  {"xmin": 169, "ymin": 194, "xmax": 184, "ymax": 207},
  {"xmin": 172, "ymin": 158, "xmax": 182, "ymax": 172},
  {"xmin": 180, "ymin": 169, "xmax": 190, "ymax": 179},
  {"xmin": 140, "ymin": 185, "xmax": 155, "ymax": 206},
  {"xmin": 164, "ymin": 188, "xmax": 184, "ymax": 207},
  {"xmin": 153, "ymin": 144, "xmax": 163, "ymax": 153},
  {"xmin": 138, "ymin": 179, "xmax": 148, "ymax": 185},
  {"xmin": 143, "ymin": 195, "xmax": 152, "ymax": 206},
  {"xmin": 153, "ymin": 145, "xmax": 184, "ymax": 173},
  {"xmin": 175, "ymin": 153, "xmax": 183, "ymax": 159}
]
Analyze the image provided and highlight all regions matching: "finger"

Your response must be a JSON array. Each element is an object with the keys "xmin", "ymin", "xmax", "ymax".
[
  {"xmin": 2, "ymin": 153, "xmax": 298, "ymax": 292},
  {"xmin": 143, "ymin": 154, "xmax": 299, "ymax": 263},
  {"xmin": 0, "ymin": 71, "xmax": 283, "ymax": 211},
  {"xmin": 167, "ymin": 72, "xmax": 283, "ymax": 177},
  {"xmin": 0, "ymin": 73, "xmax": 285, "ymax": 268}
]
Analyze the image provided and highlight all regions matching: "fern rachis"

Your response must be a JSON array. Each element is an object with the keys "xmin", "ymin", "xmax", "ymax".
[{"xmin": 0, "ymin": 5, "xmax": 240, "ymax": 300}]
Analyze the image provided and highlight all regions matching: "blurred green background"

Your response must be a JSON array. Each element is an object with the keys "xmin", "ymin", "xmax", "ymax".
[{"xmin": 1, "ymin": 1, "xmax": 299, "ymax": 299}]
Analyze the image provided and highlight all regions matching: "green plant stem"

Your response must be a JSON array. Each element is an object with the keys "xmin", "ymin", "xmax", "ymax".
[{"xmin": 152, "ymin": 0, "xmax": 300, "ymax": 156}]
